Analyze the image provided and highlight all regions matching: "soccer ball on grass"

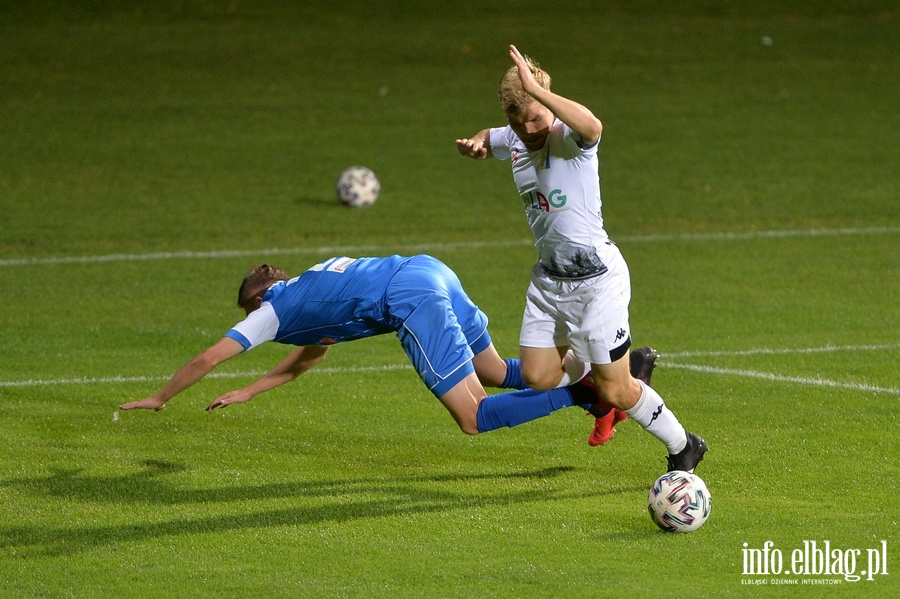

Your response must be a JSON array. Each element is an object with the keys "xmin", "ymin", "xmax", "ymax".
[
  {"xmin": 647, "ymin": 470, "xmax": 711, "ymax": 532},
  {"xmin": 336, "ymin": 166, "xmax": 380, "ymax": 208}
]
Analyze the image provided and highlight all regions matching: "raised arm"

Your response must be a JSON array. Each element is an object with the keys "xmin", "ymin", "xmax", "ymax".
[
  {"xmin": 119, "ymin": 337, "xmax": 245, "ymax": 411},
  {"xmin": 205, "ymin": 345, "xmax": 330, "ymax": 411},
  {"xmin": 509, "ymin": 44, "xmax": 602, "ymax": 145}
]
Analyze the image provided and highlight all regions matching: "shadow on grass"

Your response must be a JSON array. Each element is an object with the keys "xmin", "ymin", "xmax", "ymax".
[
  {"xmin": 1, "ymin": 463, "xmax": 647, "ymax": 556},
  {"xmin": 3, "ymin": 460, "xmax": 581, "ymax": 505}
]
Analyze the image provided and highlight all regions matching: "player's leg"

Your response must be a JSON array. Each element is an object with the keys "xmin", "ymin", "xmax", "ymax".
[
  {"xmin": 384, "ymin": 268, "xmax": 564, "ymax": 434},
  {"xmin": 390, "ymin": 288, "xmax": 597, "ymax": 436},
  {"xmin": 560, "ymin": 246, "xmax": 643, "ymax": 446},
  {"xmin": 590, "ymin": 353, "xmax": 641, "ymax": 410},
  {"xmin": 517, "ymin": 271, "xmax": 592, "ymax": 390},
  {"xmin": 438, "ymin": 265, "xmax": 527, "ymax": 391},
  {"xmin": 575, "ymin": 360, "xmax": 634, "ymax": 448},
  {"xmin": 436, "ymin": 369, "xmax": 599, "ymax": 435},
  {"xmin": 590, "ymin": 354, "xmax": 706, "ymax": 470},
  {"xmin": 586, "ymin": 243, "xmax": 705, "ymax": 469},
  {"xmin": 388, "ymin": 256, "xmax": 598, "ymax": 437},
  {"xmin": 514, "ymin": 272, "xmax": 626, "ymax": 444},
  {"xmin": 471, "ymin": 343, "xmax": 525, "ymax": 389},
  {"xmin": 435, "ymin": 371, "xmax": 487, "ymax": 435},
  {"xmin": 472, "ymin": 342, "xmax": 591, "ymax": 392},
  {"xmin": 440, "ymin": 256, "xmax": 589, "ymax": 393},
  {"xmin": 397, "ymin": 312, "xmax": 597, "ymax": 436},
  {"xmin": 519, "ymin": 346, "xmax": 593, "ymax": 390}
]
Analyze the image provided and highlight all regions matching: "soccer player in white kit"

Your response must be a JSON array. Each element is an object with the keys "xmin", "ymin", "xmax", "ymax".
[{"xmin": 456, "ymin": 45, "xmax": 706, "ymax": 471}]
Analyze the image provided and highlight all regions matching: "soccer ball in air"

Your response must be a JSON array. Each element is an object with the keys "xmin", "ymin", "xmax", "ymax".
[
  {"xmin": 647, "ymin": 470, "xmax": 711, "ymax": 532},
  {"xmin": 336, "ymin": 166, "xmax": 380, "ymax": 207}
]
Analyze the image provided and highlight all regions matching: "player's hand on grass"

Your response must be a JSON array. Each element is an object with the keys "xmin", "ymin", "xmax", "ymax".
[
  {"xmin": 119, "ymin": 397, "xmax": 167, "ymax": 411},
  {"xmin": 455, "ymin": 138, "xmax": 488, "ymax": 159},
  {"xmin": 206, "ymin": 389, "xmax": 252, "ymax": 412}
]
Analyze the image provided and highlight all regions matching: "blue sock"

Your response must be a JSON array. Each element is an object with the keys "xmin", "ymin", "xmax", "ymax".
[
  {"xmin": 567, "ymin": 378, "xmax": 601, "ymax": 412},
  {"xmin": 501, "ymin": 358, "xmax": 526, "ymax": 389},
  {"xmin": 476, "ymin": 387, "xmax": 576, "ymax": 432}
]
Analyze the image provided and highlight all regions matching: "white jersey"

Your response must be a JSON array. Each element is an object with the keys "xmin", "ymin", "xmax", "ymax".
[{"xmin": 490, "ymin": 120, "xmax": 610, "ymax": 279}]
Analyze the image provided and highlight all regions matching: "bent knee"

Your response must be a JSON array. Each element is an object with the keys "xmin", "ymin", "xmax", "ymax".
[
  {"xmin": 458, "ymin": 422, "xmax": 480, "ymax": 436},
  {"xmin": 521, "ymin": 370, "xmax": 557, "ymax": 391},
  {"xmin": 521, "ymin": 359, "xmax": 562, "ymax": 390}
]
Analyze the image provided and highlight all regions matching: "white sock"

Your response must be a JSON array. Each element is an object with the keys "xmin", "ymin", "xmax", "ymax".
[
  {"xmin": 555, "ymin": 350, "xmax": 591, "ymax": 387},
  {"xmin": 625, "ymin": 381, "xmax": 687, "ymax": 454}
]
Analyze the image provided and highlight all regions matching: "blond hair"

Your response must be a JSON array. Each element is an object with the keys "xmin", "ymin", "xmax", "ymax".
[{"xmin": 498, "ymin": 54, "xmax": 551, "ymax": 115}]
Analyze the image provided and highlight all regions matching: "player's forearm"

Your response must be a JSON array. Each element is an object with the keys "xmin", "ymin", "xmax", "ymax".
[
  {"xmin": 242, "ymin": 371, "xmax": 297, "ymax": 398},
  {"xmin": 472, "ymin": 128, "xmax": 491, "ymax": 145},
  {"xmin": 155, "ymin": 357, "xmax": 217, "ymax": 402},
  {"xmin": 248, "ymin": 346, "xmax": 329, "ymax": 395},
  {"xmin": 530, "ymin": 88, "xmax": 602, "ymax": 143},
  {"xmin": 154, "ymin": 338, "xmax": 243, "ymax": 404}
]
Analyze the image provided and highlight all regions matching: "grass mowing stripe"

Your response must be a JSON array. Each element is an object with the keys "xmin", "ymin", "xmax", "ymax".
[
  {"xmin": 2, "ymin": 226, "xmax": 897, "ymax": 267},
  {"xmin": 665, "ymin": 362, "xmax": 900, "ymax": 396},
  {"xmin": 3, "ymin": 344, "xmax": 895, "ymax": 395}
]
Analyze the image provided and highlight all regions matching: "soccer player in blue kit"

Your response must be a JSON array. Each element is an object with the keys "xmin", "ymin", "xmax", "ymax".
[{"xmin": 119, "ymin": 254, "xmax": 613, "ymax": 438}]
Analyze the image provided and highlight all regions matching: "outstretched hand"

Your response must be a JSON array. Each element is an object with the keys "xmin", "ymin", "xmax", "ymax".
[
  {"xmin": 455, "ymin": 138, "xmax": 489, "ymax": 159},
  {"xmin": 206, "ymin": 389, "xmax": 252, "ymax": 412},
  {"xmin": 119, "ymin": 397, "xmax": 167, "ymax": 411}
]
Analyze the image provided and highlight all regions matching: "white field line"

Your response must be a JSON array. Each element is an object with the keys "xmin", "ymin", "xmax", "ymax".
[
  {"xmin": 663, "ymin": 362, "xmax": 900, "ymax": 396},
  {"xmin": 1, "ymin": 240, "xmax": 534, "ymax": 267},
  {"xmin": 663, "ymin": 343, "xmax": 900, "ymax": 359},
  {"xmin": 624, "ymin": 225, "xmax": 900, "ymax": 243},
  {"xmin": 661, "ymin": 343, "xmax": 900, "ymax": 396},
  {"xmin": 2, "ymin": 344, "xmax": 897, "ymax": 395},
  {"xmin": 0, "ymin": 364, "xmax": 412, "ymax": 388},
  {"xmin": 2, "ymin": 225, "xmax": 898, "ymax": 267}
]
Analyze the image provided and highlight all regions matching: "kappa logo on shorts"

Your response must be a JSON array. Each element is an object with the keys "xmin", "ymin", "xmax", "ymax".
[{"xmin": 615, "ymin": 328, "xmax": 627, "ymax": 342}]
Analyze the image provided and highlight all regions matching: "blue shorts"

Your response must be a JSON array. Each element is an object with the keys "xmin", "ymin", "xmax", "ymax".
[{"xmin": 384, "ymin": 255, "xmax": 491, "ymax": 398}]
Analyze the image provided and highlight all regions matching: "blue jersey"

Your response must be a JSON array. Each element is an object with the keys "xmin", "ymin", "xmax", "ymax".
[
  {"xmin": 224, "ymin": 255, "xmax": 493, "ymax": 397},
  {"xmin": 227, "ymin": 256, "xmax": 408, "ymax": 349}
]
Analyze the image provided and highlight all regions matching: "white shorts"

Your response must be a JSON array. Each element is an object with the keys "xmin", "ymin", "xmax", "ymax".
[{"xmin": 519, "ymin": 243, "xmax": 632, "ymax": 365}]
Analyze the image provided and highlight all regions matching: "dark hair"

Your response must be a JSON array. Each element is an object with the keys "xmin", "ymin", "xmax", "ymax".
[{"xmin": 237, "ymin": 264, "xmax": 288, "ymax": 309}]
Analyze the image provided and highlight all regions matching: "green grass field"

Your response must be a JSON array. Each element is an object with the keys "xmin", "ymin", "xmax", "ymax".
[{"xmin": 1, "ymin": 1, "xmax": 897, "ymax": 597}]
